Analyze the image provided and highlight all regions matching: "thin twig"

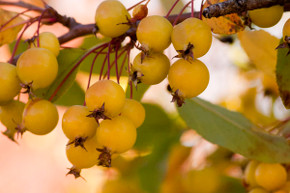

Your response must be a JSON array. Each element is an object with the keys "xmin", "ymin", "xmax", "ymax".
[{"xmin": 202, "ymin": 0, "xmax": 288, "ymax": 18}]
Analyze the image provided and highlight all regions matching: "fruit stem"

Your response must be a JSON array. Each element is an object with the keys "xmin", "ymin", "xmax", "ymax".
[
  {"xmin": 49, "ymin": 42, "xmax": 109, "ymax": 101},
  {"xmin": 173, "ymin": 1, "xmax": 191, "ymax": 26},
  {"xmin": 8, "ymin": 22, "xmax": 31, "ymax": 64},
  {"xmin": 127, "ymin": 0, "xmax": 147, "ymax": 11},
  {"xmin": 127, "ymin": 50, "xmax": 133, "ymax": 99},
  {"xmin": 86, "ymin": 46, "xmax": 107, "ymax": 90},
  {"xmin": 102, "ymin": 48, "xmax": 127, "ymax": 80},
  {"xmin": 200, "ymin": 0, "xmax": 205, "ymax": 19},
  {"xmin": 36, "ymin": 9, "xmax": 47, "ymax": 47},
  {"xmin": 118, "ymin": 50, "xmax": 128, "ymax": 80},
  {"xmin": 115, "ymin": 47, "xmax": 120, "ymax": 84},
  {"xmin": 191, "ymin": 0, "xmax": 194, "ymax": 17},
  {"xmin": 99, "ymin": 55, "xmax": 108, "ymax": 81},
  {"xmin": 0, "ymin": 9, "xmax": 31, "ymax": 32},
  {"xmin": 107, "ymin": 42, "xmax": 111, "ymax": 80},
  {"xmin": 165, "ymin": 0, "xmax": 180, "ymax": 18}
]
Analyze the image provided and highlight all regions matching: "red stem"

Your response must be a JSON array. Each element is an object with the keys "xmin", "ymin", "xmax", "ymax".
[
  {"xmin": 0, "ymin": 9, "xmax": 31, "ymax": 31},
  {"xmin": 173, "ymin": 1, "xmax": 191, "ymax": 25},
  {"xmin": 115, "ymin": 48, "xmax": 120, "ymax": 84},
  {"xmin": 8, "ymin": 22, "xmax": 31, "ymax": 63},
  {"xmin": 106, "ymin": 42, "xmax": 112, "ymax": 80},
  {"xmin": 102, "ymin": 48, "xmax": 127, "ymax": 79},
  {"xmin": 191, "ymin": 0, "xmax": 194, "ymax": 17},
  {"xmin": 127, "ymin": 50, "xmax": 133, "ymax": 99},
  {"xmin": 86, "ymin": 46, "xmax": 107, "ymax": 90},
  {"xmin": 127, "ymin": 0, "xmax": 147, "ymax": 11},
  {"xmin": 36, "ymin": 9, "xmax": 47, "ymax": 47},
  {"xmin": 118, "ymin": 51, "xmax": 128, "ymax": 79},
  {"xmin": 166, "ymin": 0, "xmax": 180, "ymax": 18},
  {"xmin": 99, "ymin": 55, "xmax": 108, "ymax": 81},
  {"xmin": 49, "ymin": 43, "xmax": 108, "ymax": 101},
  {"xmin": 200, "ymin": 0, "xmax": 205, "ymax": 19}
]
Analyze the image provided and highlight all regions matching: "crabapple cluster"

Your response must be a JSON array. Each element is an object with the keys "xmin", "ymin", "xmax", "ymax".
[
  {"xmin": 0, "ymin": 32, "xmax": 59, "ymax": 139},
  {"xmin": 63, "ymin": 79, "xmax": 145, "ymax": 177},
  {"xmin": 244, "ymin": 161, "xmax": 290, "ymax": 193}
]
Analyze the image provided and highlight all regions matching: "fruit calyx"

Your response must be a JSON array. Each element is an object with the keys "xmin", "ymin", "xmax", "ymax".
[
  {"xmin": 86, "ymin": 103, "xmax": 111, "ymax": 124},
  {"xmin": 97, "ymin": 147, "xmax": 112, "ymax": 167},
  {"xmin": 66, "ymin": 136, "xmax": 89, "ymax": 150},
  {"xmin": 174, "ymin": 43, "xmax": 195, "ymax": 60}
]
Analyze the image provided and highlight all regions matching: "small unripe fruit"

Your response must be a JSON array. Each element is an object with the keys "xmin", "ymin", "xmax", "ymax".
[
  {"xmin": 16, "ymin": 48, "xmax": 58, "ymax": 90},
  {"xmin": 95, "ymin": 0, "xmax": 131, "ymax": 38},
  {"xmin": 137, "ymin": 15, "xmax": 173, "ymax": 52},
  {"xmin": 255, "ymin": 163, "xmax": 287, "ymax": 191},
  {"xmin": 0, "ymin": 62, "xmax": 21, "ymax": 105},
  {"xmin": 23, "ymin": 99, "xmax": 59, "ymax": 135},
  {"xmin": 31, "ymin": 32, "xmax": 60, "ymax": 56}
]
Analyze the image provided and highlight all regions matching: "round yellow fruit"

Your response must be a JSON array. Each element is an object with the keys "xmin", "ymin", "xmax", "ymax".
[{"xmin": 95, "ymin": 0, "xmax": 131, "ymax": 38}]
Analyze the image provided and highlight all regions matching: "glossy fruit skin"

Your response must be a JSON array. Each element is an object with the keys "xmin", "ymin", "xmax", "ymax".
[
  {"xmin": 168, "ymin": 59, "xmax": 209, "ymax": 98},
  {"xmin": 283, "ymin": 19, "xmax": 290, "ymax": 39},
  {"xmin": 255, "ymin": 163, "xmax": 287, "ymax": 191},
  {"xmin": 249, "ymin": 5, "xmax": 283, "ymax": 28},
  {"xmin": 171, "ymin": 18, "xmax": 212, "ymax": 58},
  {"xmin": 132, "ymin": 52, "xmax": 170, "ymax": 85},
  {"xmin": 16, "ymin": 48, "xmax": 58, "ymax": 90},
  {"xmin": 244, "ymin": 160, "xmax": 259, "ymax": 187},
  {"xmin": 62, "ymin": 105, "xmax": 98, "ymax": 140},
  {"xmin": 95, "ymin": 0, "xmax": 131, "ymax": 38},
  {"xmin": 96, "ymin": 116, "xmax": 136, "ymax": 153},
  {"xmin": 137, "ymin": 15, "xmax": 173, "ymax": 52},
  {"xmin": 85, "ymin": 79, "xmax": 125, "ymax": 118},
  {"xmin": 66, "ymin": 136, "xmax": 100, "ymax": 169},
  {"xmin": 249, "ymin": 188, "xmax": 269, "ymax": 193},
  {"xmin": 0, "ymin": 100, "xmax": 25, "ymax": 129},
  {"xmin": 23, "ymin": 99, "xmax": 59, "ymax": 135},
  {"xmin": 31, "ymin": 32, "xmax": 60, "ymax": 56},
  {"xmin": 121, "ymin": 99, "xmax": 145, "ymax": 128},
  {"xmin": 0, "ymin": 62, "xmax": 21, "ymax": 105}
]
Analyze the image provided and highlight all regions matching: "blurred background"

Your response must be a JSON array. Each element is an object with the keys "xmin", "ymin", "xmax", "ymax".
[{"xmin": 0, "ymin": 0, "xmax": 289, "ymax": 193}]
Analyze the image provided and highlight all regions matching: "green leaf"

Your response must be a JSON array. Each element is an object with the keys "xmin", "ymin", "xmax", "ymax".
[
  {"xmin": 134, "ymin": 103, "xmax": 174, "ymax": 150},
  {"xmin": 34, "ymin": 48, "xmax": 85, "ymax": 101},
  {"xmin": 276, "ymin": 39, "xmax": 290, "ymax": 109},
  {"xmin": 178, "ymin": 97, "xmax": 290, "ymax": 163},
  {"xmin": 54, "ymin": 81, "xmax": 85, "ymax": 106},
  {"xmin": 134, "ymin": 103, "xmax": 181, "ymax": 193},
  {"xmin": 9, "ymin": 40, "xmax": 28, "ymax": 56},
  {"xmin": 125, "ymin": 83, "xmax": 150, "ymax": 101},
  {"xmin": 138, "ymin": 135, "xmax": 180, "ymax": 193},
  {"xmin": 217, "ymin": 176, "xmax": 246, "ymax": 193}
]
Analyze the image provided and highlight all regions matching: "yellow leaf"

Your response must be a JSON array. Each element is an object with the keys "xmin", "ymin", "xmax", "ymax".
[
  {"xmin": 238, "ymin": 30, "xmax": 280, "ymax": 76},
  {"xmin": 202, "ymin": 0, "xmax": 245, "ymax": 35},
  {"xmin": 0, "ymin": 8, "xmax": 24, "ymax": 46}
]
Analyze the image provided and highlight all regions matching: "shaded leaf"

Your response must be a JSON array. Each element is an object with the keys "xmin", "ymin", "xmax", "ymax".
[
  {"xmin": 238, "ymin": 30, "xmax": 279, "ymax": 76},
  {"xmin": 276, "ymin": 39, "xmax": 290, "ymax": 109},
  {"xmin": 135, "ymin": 103, "xmax": 181, "ymax": 192},
  {"xmin": 202, "ymin": 0, "xmax": 245, "ymax": 34},
  {"xmin": 54, "ymin": 81, "xmax": 85, "ymax": 106},
  {"xmin": 134, "ymin": 103, "xmax": 176, "ymax": 150},
  {"xmin": 9, "ymin": 40, "xmax": 28, "ymax": 56},
  {"xmin": 0, "ymin": 8, "xmax": 24, "ymax": 46},
  {"xmin": 178, "ymin": 97, "xmax": 290, "ymax": 163},
  {"xmin": 125, "ymin": 83, "xmax": 150, "ymax": 101}
]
